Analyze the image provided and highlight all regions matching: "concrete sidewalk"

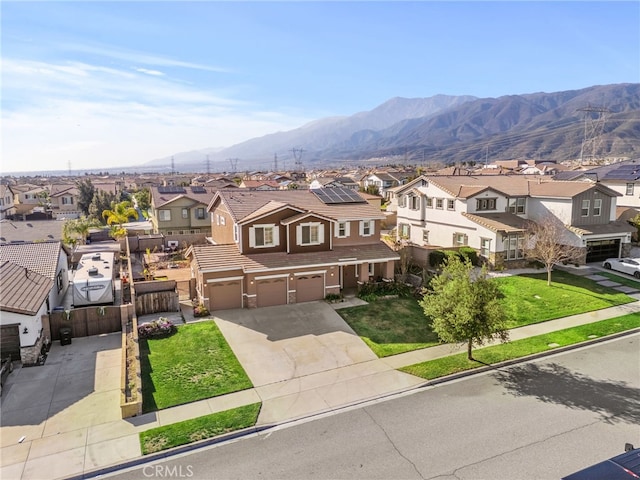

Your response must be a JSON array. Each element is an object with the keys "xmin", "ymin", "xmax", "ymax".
[{"xmin": 3, "ymin": 278, "xmax": 640, "ymax": 479}]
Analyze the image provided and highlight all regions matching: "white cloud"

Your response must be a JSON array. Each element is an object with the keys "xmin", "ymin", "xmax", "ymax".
[
  {"xmin": 1, "ymin": 57, "xmax": 312, "ymax": 173},
  {"xmin": 135, "ymin": 67, "xmax": 165, "ymax": 76}
]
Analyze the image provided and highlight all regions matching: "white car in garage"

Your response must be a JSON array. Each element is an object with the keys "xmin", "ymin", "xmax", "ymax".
[{"xmin": 602, "ymin": 258, "xmax": 640, "ymax": 279}]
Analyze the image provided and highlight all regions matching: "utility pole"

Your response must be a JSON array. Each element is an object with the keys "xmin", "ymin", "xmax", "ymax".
[
  {"xmin": 205, "ymin": 155, "xmax": 211, "ymax": 175},
  {"xmin": 291, "ymin": 148, "xmax": 305, "ymax": 172},
  {"xmin": 274, "ymin": 153, "xmax": 278, "ymax": 172},
  {"xmin": 577, "ymin": 105, "xmax": 610, "ymax": 165},
  {"xmin": 171, "ymin": 156, "xmax": 175, "ymax": 175}
]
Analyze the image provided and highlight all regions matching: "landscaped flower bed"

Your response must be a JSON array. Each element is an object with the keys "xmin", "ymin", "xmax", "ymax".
[{"xmin": 138, "ymin": 317, "xmax": 176, "ymax": 339}]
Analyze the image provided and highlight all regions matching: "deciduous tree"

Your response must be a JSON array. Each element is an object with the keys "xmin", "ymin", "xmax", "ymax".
[
  {"xmin": 420, "ymin": 256, "xmax": 509, "ymax": 360},
  {"xmin": 75, "ymin": 178, "xmax": 95, "ymax": 216},
  {"xmin": 525, "ymin": 217, "xmax": 583, "ymax": 286}
]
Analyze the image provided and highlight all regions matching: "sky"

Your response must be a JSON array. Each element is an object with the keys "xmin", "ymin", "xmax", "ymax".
[{"xmin": 2, "ymin": 1, "xmax": 639, "ymax": 174}]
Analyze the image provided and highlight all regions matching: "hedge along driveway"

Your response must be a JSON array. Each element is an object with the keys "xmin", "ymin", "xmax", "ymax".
[{"xmin": 140, "ymin": 321, "xmax": 253, "ymax": 413}]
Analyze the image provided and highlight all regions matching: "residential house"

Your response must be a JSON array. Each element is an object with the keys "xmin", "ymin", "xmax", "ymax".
[
  {"xmin": 150, "ymin": 185, "xmax": 217, "ymax": 235},
  {"xmin": 0, "ymin": 241, "xmax": 70, "ymax": 364},
  {"xmin": 49, "ymin": 183, "xmax": 81, "ymax": 219},
  {"xmin": 571, "ymin": 159, "xmax": 640, "ymax": 210},
  {"xmin": 238, "ymin": 180, "xmax": 281, "ymax": 190},
  {"xmin": 187, "ymin": 187, "xmax": 399, "ymax": 311},
  {"xmin": 364, "ymin": 170, "xmax": 416, "ymax": 199},
  {"xmin": 394, "ymin": 174, "xmax": 632, "ymax": 267},
  {"xmin": 0, "ymin": 184, "xmax": 15, "ymax": 220},
  {"xmin": 10, "ymin": 184, "xmax": 48, "ymax": 218}
]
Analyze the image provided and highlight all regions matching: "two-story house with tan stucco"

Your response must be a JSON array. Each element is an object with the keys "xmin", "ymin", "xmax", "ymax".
[
  {"xmin": 187, "ymin": 187, "xmax": 399, "ymax": 311},
  {"xmin": 395, "ymin": 174, "xmax": 633, "ymax": 267},
  {"xmin": 149, "ymin": 185, "xmax": 217, "ymax": 235}
]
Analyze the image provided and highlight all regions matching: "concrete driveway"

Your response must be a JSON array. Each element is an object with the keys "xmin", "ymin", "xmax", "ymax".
[
  {"xmin": 0, "ymin": 333, "xmax": 138, "ymax": 480},
  {"xmin": 213, "ymin": 302, "xmax": 378, "ymax": 387}
]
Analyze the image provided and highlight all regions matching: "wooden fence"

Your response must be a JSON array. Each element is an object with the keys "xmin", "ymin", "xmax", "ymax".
[
  {"xmin": 48, "ymin": 305, "xmax": 123, "ymax": 341},
  {"xmin": 135, "ymin": 292, "xmax": 179, "ymax": 316}
]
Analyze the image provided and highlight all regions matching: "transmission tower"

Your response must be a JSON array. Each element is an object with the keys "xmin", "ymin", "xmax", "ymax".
[
  {"xmin": 171, "ymin": 156, "xmax": 175, "ymax": 175},
  {"xmin": 274, "ymin": 153, "xmax": 278, "ymax": 172},
  {"xmin": 205, "ymin": 155, "xmax": 211, "ymax": 175},
  {"xmin": 577, "ymin": 105, "xmax": 610, "ymax": 165},
  {"xmin": 291, "ymin": 148, "xmax": 305, "ymax": 172},
  {"xmin": 228, "ymin": 158, "xmax": 239, "ymax": 173}
]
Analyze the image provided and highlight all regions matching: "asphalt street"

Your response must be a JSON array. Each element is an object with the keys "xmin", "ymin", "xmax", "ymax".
[{"xmin": 105, "ymin": 333, "xmax": 640, "ymax": 480}]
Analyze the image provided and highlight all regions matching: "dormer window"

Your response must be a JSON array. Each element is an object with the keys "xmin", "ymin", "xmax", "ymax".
[{"xmin": 476, "ymin": 198, "xmax": 497, "ymax": 211}]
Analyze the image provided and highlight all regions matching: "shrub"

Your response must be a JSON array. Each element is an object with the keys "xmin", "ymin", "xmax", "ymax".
[
  {"xmin": 138, "ymin": 318, "xmax": 176, "ymax": 339},
  {"xmin": 193, "ymin": 303, "xmax": 210, "ymax": 318},
  {"xmin": 430, "ymin": 248, "xmax": 478, "ymax": 268},
  {"xmin": 429, "ymin": 250, "xmax": 447, "ymax": 268},
  {"xmin": 325, "ymin": 293, "xmax": 343, "ymax": 303},
  {"xmin": 357, "ymin": 281, "xmax": 412, "ymax": 300},
  {"xmin": 458, "ymin": 247, "xmax": 478, "ymax": 266}
]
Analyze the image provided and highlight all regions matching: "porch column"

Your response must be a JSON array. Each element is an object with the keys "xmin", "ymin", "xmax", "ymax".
[
  {"xmin": 359, "ymin": 262, "xmax": 369, "ymax": 283},
  {"xmin": 383, "ymin": 260, "xmax": 395, "ymax": 280}
]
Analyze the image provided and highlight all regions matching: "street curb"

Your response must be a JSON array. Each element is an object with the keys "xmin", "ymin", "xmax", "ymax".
[{"xmin": 75, "ymin": 327, "xmax": 640, "ymax": 479}]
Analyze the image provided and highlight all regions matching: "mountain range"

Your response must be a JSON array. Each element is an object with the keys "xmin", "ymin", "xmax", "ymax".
[{"xmin": 154, "ymin": 83, "xmax": 640, "ymax": 172}]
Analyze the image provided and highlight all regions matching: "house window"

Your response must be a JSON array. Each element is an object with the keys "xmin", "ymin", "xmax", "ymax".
[
  {"xmin": 626, "ymin": 183, "xmax": 634, "ymax": 196},
  {"xmin": 447, "ymin": 199, "xmax": 455, "ymax": 211},
  {"xmin": 410, "ymin": 196, "xmax": 420, "ymax": 210},
  {"xmin": 336, "ymin": 221, "xmax": 349, "ymax": 238},
  {"xmin": 476, "ymin": 198, "xmax": 497, "ymax": 211},
  {"xmin": 62, "ymin": 196, "xmax": 73, "ymax": 205},
  {"xmin": 435, "ymin": 198, "xmax": 444, "ymax": 209},
  {"xmin": 581, "ymin": 199, "xmax": 590, "ymax": 217},
  {"xmin": 195, "ymin": 208, "xmax": 205, "ymax": 220},
  {"xmin": 158, "ymin": 210, "xmax": 171, "ymax": 221},
  {"xmin": 398, "ymin": 195, "xmax": 406, "ymax": 208},
  {"xmin": 56, "ymin": 270, "xmax": 64, "ymax": 293},
  {"xmin": 368, "ymin": 263, "xmax": 375, "ymax": 276},
  {"xmin": 300, "ymin": 223, "xmax": 321, "ymax": 245},
  {"xmin": 454, "ymin": 233, "xmax": 468, "ymax": 246},
  {"xmin": 480, "ymin": 238, "xmax": 491, "ymax": 257},
  {"xmin": 220, "ymin": 216, "xmax": 226, "ymax": 226},
  {"xmin": 252, "ymin": 225, "xmax": 275, "ymax": 247},
  {"xmin": 594, "ymin": 198, "xmax": 602, "ymax": 216},
  {"xmin": 422, "ymin": 230, "xmax": 429, "ymax": 245},
  {"xmin": 360, "ymin": 220, "xmax": 373, "ymax": 237},
  {"xmin": 508, "ymin": 198, "xmax": 526, "ymax": 214},
  {"xmin": 399, "ymin": 223, "xmax": 410, "ymax": 238},
  {"xmin": 425, "ymin": 197, "xmax": 433, "ymax": 208},
  {"xmin": 506, "ymin": 233, "xmax": 525, "ymax": 260},
  {"xmin": 182, "ymin": 208, "xmax": 189, "ymax": 219}
]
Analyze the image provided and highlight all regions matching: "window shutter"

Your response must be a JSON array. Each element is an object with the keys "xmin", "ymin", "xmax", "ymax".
[
  {"xmin": 296, "ymin": 225, "xmax": 302, "ymax": 245},
  {"xmin": 344, "ymin": 222, "xmax": 350, "ymax": 237},
  {"xmin": 249, "ymin": 227, "xmax": 256, "ymax": 248},
  {"xmin": 273, "ymin": 226, "xmax": 280, "ymax": 246},
  {"xmin": 318, "ymin": 224, "xmax": 324, "ymax": 242}
]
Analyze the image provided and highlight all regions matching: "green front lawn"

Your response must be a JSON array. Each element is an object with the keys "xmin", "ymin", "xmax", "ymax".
[
  {"xmin": 497, "ymin": 270, "xmax": 635, "ymax": 328},
  {"xmin": 400, "ymin": 313, "xmax": 640, "ymax": 380},
  {"xmin": 338, "ymin": 271, "xmax": 636, "ymax": 358},
  {"xmin": 140, "ymin": 321, "xmax": 253, "ymax": 413},
  {"xmin": 599, "ymin": 271, "xmax": 640, "ymax": 289},
  {"xmin": 338, "ymin": 297, "xmax": 440, "ymax": 357},
  {"xmin": 140, "ymin": 403, "xmax": 261, "ymax": 454}
]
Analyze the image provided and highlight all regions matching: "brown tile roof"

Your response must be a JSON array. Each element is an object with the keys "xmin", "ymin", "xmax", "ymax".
[
  {"xmin": 567, "ymin": 221, "xmax": 635, "ymax": 236},
  {"xmin": 212, "ymin": 189, "xmax": 383, "ymax": 223},
  {"xmin": 0, "ymin": 241, "xmax": 64, "ymax": 279},
  {"xmin": 151, "ymin": 186, "xmax": 217, "ymax": 208},
  {"xmin": 424, "ymin": 175, "xmax": 620, "ymax": 199},
  {"xmin": 191, "ymin": 243, "xmax": 400, "ymax": 273},
  {"xmin": 461, "ymin": 212, "xmax": 530, "ymax": 233},
  {"xmin": 0, "ymin": 261, "xmax": 52, "ymax": 315},
  {"xmin": 239, "ymin": 201, "xmax": 302, "ymax": 224}
]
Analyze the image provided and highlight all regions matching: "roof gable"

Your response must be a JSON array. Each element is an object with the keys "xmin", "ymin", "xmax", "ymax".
[{"xmin": 0, "ymin": 261, "xmax": 51, "ymax": 315}]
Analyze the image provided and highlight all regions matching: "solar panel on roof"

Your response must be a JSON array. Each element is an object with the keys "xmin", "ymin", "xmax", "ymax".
[
  {"xmin": 158, "ymin": 186, "xmax": 186, "ymax": 194},
  {"xmin": 190, "ymin": 186, "xmax": 206, "ymax": 193},
  {"xmin": 312, "ymin": 187, "xmax": 366, "ymax": 204}
]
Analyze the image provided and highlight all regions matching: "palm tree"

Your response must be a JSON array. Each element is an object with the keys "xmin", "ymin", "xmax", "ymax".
[
  {"xmin": 102, "ymin": 201, "xmax": 137, "ymax": 226},
  {"xmin": 62, "ymin": 216, "xmax": 101, "ymax": 246}
]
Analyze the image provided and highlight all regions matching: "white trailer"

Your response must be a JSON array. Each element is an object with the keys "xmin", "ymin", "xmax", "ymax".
[{"xmin": 72, "ymin": 252, "xmax": 115, "ymax": 306}]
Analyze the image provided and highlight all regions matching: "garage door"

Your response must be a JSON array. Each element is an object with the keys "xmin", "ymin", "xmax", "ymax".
[
  {"xmin": 209, "ymin": 280, "xmax": 243, "ymax": 311},
  {"xmin": 257, "ymin": 277, "xmax": 287, "ymax": 308},
  {"xmin": 0, "ymin": 325, "xmax": 20, "ymax": 361},
  {"xmin": 296, "ymin": 274, "xmax": 325, "ymax": 303},
  {"xmin": 586, "ymin": 239, "xmax": 620, "ymax": 263}
]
